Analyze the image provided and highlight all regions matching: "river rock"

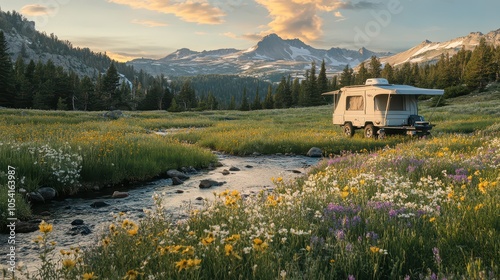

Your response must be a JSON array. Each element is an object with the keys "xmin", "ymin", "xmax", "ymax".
[
  {"xmin": 199, "ymin": 179, "xmax": 225, "ymax": 189},
  {"xmin": 181, "ymin": 166, "xmax": 198, "ymax": 174},
  {"xmin": 67, "ymin": 225, "xmax": 92, "ymax": 236},
  {"xmin": 103, "ymin": 110, "xmax": 123, "ymax": 120},
  {"xmin": 38, "ymin": 187, "xmax": 57, "ymax": 201},
  {"xmin": 229, "ymin": 166, "xmax": 240, "ymax": 171},
  {"xmin": 71, "ymin": 219, "xmax": 84, "ymax": 226},
  {"xmin": 16, "ymin": 220, "xmax": 40, "ymax": 233},
  {"xmin": 90, "ymin": 201, "xmax": 110, "ymax": 208},
  {"xmin": 27, "ymin": 191, "xmax": 45, "ymax": 203},
  {"xmin": 167, "ymin": 170, "xmax": 189, "ymax": 180},
  {"xmin": 112, "ymin": 191, "xmax": 129, "ymax": 198},
  {"xmin": 306, "ymin": 147, "xmax": 323, "ymax": 157},
  {"xmin": 172, "ymin": 177, "xmax": 184, "ymax": 185},
  {"xmin": 39, "ymin": 211, "xmax": 51, "ymax": 216},
  {"xmin": 221, "ymin": 169, "xmax": 230, "ymax": 175},
  {"xmin": 175, "ymin": 190, "xmax": 184, "ymax": 194}
]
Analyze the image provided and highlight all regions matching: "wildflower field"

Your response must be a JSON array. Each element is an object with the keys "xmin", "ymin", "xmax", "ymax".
[{"xmin": 1, "ymin": 91, "xmax": 500, "ymax": 279}]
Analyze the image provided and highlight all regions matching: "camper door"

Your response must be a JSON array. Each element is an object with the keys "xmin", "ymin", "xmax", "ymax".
[{"xmin": 344, "ymin": 91, "xmax": 365, "ymax": 127}]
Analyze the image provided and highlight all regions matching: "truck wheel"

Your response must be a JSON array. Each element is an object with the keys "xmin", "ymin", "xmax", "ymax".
[
  {"xmin": 364, "ymin": 124, "xmax": 377, "ymax": 139},
  {"xmin": 343, "ymin": 123, "xmax": 354, "ymax": 137}
]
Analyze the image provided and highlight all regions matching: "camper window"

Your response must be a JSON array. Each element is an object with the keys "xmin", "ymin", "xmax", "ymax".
[
  {"xmin": 374, "ymin": 94, "xmax": 405, "ymax": 111},
  {"xmin": 346, "ymin": 96, "xmax": 364, "ymax": 111}
]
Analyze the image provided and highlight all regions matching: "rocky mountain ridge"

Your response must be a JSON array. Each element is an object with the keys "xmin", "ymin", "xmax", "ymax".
[
  {"xmin": 128, "ymin": 33, "xmax": 390, "ymax": 80},
  {"xmin": 378, "ymin": 29, "xmax": 500, "ymax": 66}
]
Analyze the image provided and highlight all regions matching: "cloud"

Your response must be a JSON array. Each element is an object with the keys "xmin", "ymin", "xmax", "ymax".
[
  {"xmin": 254, "ymin": 0, "xmax": 379, "ymax": 41},
  {"xmin": 20, "ymin": 4, "xmax": 56, "ymax": 16},
  {"xmin": 108, "ymin": 0, "xmax": 226, "ymax": 25},
  {"xmin": 131, "ymin": 19, "xmax": 168, "ymax": 27}
]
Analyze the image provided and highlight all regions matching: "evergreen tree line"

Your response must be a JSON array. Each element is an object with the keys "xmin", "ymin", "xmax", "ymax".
[
  {"xmin": 0, "ymin": 9, "xmax": 135, "ymax": 81},
  {"xmin": 340, "ymin": 38, "xmax": 500, "ymax": 98}
]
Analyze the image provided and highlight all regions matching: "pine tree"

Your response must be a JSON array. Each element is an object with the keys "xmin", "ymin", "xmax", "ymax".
[
  {"xmin": 464, "ymin": 38, "xmax": 495, "ymax": 91},
  {"xmin": 0, "ymin": 31, "xmax": 15, "ymax": 107},
  {"xmin": 307, "ymin": 62, "xmax": 318, "ymax": 106},
  {"xmin": 228, "ymin": 95, "xmax": 236, "ymax": 110},
  {"xmin": 263, "ymin": 85, "xmax": 274, "ymax": 109},
  {"xmin": 239, "ymin": 87, "xmax": 250, "ymax": 111},
  {"xmin": 340, "ymin": 64, "xmax": 353, "ymax": 87},
  {"xmin": 368, "ymin": 56, "xmax": 382, "ymax": 78},
  {"xmin": 317, "ymin": 60, "xmax": 329, "ymax": 101},
  {"xmin": 381, "ymin": 63, "xmax": 395, "ymax": 83},
  {"xmin": 291, "ymin": 77, "xmax": 301, "ymax": 106},
  {"xmin": 356, "ymin": 62, "xmax": 369, "ymax": 85},
  {"xmin": 102, "ymin": 63, "xmax": 120, "ymax": 109},
  {"xmin": 251, "ymin": 87, "xmax": 262, "ymax": 110},
  {"xmin": 274, "ymin": 76, "xmax": 286, "ymax": 108},
  {"xmin": 206, "ymin": 92, "xmax": 218, "ymax": 110}
]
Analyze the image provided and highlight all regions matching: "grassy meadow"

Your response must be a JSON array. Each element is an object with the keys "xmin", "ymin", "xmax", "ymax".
[{"xmin": 1, "ymin": 89, "xmax": 500, "ymax": 279}]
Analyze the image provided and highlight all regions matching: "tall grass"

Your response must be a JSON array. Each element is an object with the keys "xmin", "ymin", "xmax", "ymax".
[{"xmin": 22, "ymin": 133, "xmax": 499, "ymax": 279}]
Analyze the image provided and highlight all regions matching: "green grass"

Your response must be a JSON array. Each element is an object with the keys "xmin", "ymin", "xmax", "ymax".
[{"xmin": 1, "ymin": 88, "xmax": 500, "ymax": 278}]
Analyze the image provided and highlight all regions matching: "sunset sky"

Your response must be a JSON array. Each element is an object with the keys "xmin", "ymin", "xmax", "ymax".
[{"xmin": 2, "ymin": 0, "xmax": 499, "ymax": 62}]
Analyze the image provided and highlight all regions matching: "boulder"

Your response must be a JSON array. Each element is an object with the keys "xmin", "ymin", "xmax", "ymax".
[
  {"xmin": 181, "ymin": 166, "xmax": 198, "ymax": 174},
  {"xmin": 229, "ymin": 166, "xmax": 240, "ymax": 171},
  {"xmin": 221, "ymin": 169, "xmax": 230, "ymax": 175},
  {"xmin": 27, "ymin": 192, "xmax": 45, "ymax": 203},
  {"xmin": 171, "ymin": 177, "xmax": 184, "ymax": 185},
  {"xmin": 38, "ymin": 187, "xmax": 57, "ymax": 201},
  {"xmin": 103, "ymin": 110, "xmax": 123, "ymax": 120},
  {"xmin": 112, "ymin": 191, "xmax": 129, "ymax": 198},
  {"xmin": 166, "ymin": 170, "xmax": 189, "ymax": 180},
  {"xmin": 199, "ymin": 179, "xmax": 225, "ymax": 189},
  {"xmin": 67, "ymin": 225, "xmax": 92, "ymax": 236},
  {"xmin": 71, "ymin": 219, "xmax": 84, "ymax": 226},
  {"xmin": 90, "ymin": 201, "xmax": 110, "ymax": 208},
  {"xmin": 306, "ymin": 147, "xmax": 323, "ymax": 157},
  {"xmin": 16, "ymin": 221, "xmax": 41, "ymax": 233}
]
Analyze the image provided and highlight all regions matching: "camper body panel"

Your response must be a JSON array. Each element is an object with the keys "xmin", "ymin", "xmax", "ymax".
[{"xmin": 326, "ymin": 79, "xmax": 444, "ymax": 138}]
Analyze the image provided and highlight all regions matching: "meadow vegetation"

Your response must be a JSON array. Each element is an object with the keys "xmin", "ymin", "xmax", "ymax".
[{"xmin": 1, "ymin": 90, "xmax": 500, "ymax": 279}]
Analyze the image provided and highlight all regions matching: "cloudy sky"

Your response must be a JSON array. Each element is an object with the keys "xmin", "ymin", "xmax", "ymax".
[{"xmin": 2, "ymin": 0, "xmax": 499, "ymax": 62}]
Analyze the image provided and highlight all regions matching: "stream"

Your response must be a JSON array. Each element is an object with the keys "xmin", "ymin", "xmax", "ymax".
[{"xmin": 0, "ymin": 153, "xmax": 322, "ymax": 276}]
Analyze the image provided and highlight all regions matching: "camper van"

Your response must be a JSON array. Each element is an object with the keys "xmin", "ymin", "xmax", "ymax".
[{"xmin": 323, "ymin": 78, "xmax": 444, "ymax": 138}]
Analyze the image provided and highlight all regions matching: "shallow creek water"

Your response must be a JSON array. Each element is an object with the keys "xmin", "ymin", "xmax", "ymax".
[{"xmin": 0, "ymin": 153, "xmax": 321, "ymax": 275}]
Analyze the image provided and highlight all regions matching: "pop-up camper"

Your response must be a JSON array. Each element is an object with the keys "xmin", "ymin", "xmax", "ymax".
[{"xmin": 323, "ymin": 78, "xmax": 444, "ymax": 138}]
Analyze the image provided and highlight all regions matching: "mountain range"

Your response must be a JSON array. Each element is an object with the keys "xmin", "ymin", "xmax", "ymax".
[
  {"xmin": 128, "ymin": 33, "xmax": 390, "ymax": 80},
  {"xmin": 378, "ymin": 29, "xmax": 500, "ymax": 66},
  {"xmin": 2, "ymin": 9, "xmax": 500, "ymax": 82}
]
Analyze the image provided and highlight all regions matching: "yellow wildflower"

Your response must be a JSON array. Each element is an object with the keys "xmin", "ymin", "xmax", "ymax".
[
  {"xmin": 39, "ymin": 221, "xmax": 53, "ymax": 233},
  {"xmin": 370, "ymin": 246, "xmax": 380, "ymax": 253},
  {"xmin": 253, "ymin": 238, "xmax": 269, "ymax": 252},
  {"xmin": 474, "ymin": 204, "xmax": 484, "ymax": 211},
  {"xmin": 429, "ymin": 217, "xmax": 436, "ymax": 223},
  {"xmin": 82, "ymin": 272, "xmax": 97, "ymax": 280},
  {"xmin": 182, "ymin": 246, "xmax": 195, "ymax": 256},
  {"xmin": 340, "ymin": 191, "xmax": 349, "ymax": 199},
  {"xmin": 175, "ymin": 259, "xmax": 189, "ymax": 272},
  {"xmin": 123, "ymin": 270, "xmax": 141, "ymax": 280},
  {"xmin": 201, "ymin": 234, "xmax": 215, "ymax": 245},
  {"xmin": 127, "ymin": 226, "xmax": 139, "ymax": 236},
  {"xmin": 225, "ymin": 234, "xmax": 241, "ymax": 243},
  {"xmin": 225, "ymin": 244, "xmax": 234, "ymax": 256},
  {"xmin": 62, "ymin": 258, "xmax": 76, "ymax": 269}
]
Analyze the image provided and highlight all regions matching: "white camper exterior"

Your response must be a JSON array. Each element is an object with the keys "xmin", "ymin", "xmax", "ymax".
[{"xmin": 323, "ymin": 78, "xmax": 444, "ymax": 138}]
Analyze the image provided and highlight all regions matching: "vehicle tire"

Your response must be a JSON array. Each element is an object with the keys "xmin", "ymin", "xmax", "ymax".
[
  {"xmin": 343, "ymin": 122, "xmax": 354, "ymax": 138},
  {"xmin": 364, "ymin": 124, "xmax": 378, "ymax": 139}
]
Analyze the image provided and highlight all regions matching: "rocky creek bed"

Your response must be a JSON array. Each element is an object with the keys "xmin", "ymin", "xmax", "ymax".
[{"xmin": 0, "ymin": 153, "xmax": 321, "ymax": 275}]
